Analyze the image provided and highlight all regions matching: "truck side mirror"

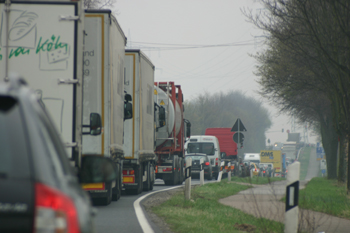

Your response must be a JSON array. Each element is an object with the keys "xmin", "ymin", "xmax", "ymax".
[
  {"xmin": 89, "ymin": 113, "xmax": 102, "ymax": 135},
  {"xmin": 125, "ymin": 93, "xmax": 132, "ymax": 102},
  {"xmin": 186, "ymin": 121, "xmax": 191, "ymax": 137},
  {"xmin": 159, "ymin": 106, "xmax": 166, "ymax": 127},
  {"xmin": 82, "ymin": 113, "xmax": 102, "ymax": 135},
  {"xmin": 221, "ymin": 152, "xmax": 226, "ymax": 159},
  {"xmin": 124, "ymin": 102, "xmax": 132, "ymax": 120}
]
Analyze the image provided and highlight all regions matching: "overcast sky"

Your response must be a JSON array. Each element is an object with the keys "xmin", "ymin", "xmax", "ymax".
[{"xmin": 113, "ymin": 0, "xmax": 317, "ymax": 145}]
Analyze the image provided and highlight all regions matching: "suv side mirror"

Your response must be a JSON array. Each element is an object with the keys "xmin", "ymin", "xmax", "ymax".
[{"xmin": 79, "ymin": 155, "xmax": 117, "ymax": 183}]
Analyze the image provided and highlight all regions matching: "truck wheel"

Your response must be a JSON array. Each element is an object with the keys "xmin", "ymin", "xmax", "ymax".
[
  {"xmin": 112, "ymin": 164, "xmax": 121, "ymax": 201},
  {"xmin": 178, "ymin": 158, "xmax": 184, "ymax": 184},
  {"xmin": 143, "ymin": 162, "xmax": 151, "ymax": 191},
  {"xmin": 138, "ymin": 165, "xmax": 143, "ymax": 194},
  {"xmin": 101, "ymin": 182, "xmax": 112, "ymax": 205},
  {"xmin": 173, "ymin": 155, "xmax": 179, "ymax": 185}
]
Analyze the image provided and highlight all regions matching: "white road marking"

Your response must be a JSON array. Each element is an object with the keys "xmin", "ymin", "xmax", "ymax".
[{"xmin": 134, "ymin": 186, "xmax": 182, "ymax": 233}]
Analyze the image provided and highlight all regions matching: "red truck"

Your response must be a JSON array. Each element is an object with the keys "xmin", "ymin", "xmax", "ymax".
[
  {"xmin": 205, "ymin": 128, "xmax": 244, "ymax": 176},
  {"xmin": 154, "ymin": 82, "xmax": 191, "ymax": 185}
]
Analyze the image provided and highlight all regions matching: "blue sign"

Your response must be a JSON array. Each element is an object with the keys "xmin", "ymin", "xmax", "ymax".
[{"xmin": 316, "ymin": 144, "xmax": 325, "ymax": 160}]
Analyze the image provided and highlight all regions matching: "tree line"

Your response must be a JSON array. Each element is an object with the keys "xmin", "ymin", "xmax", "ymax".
[
  {"xmin": 184, "ymin": 91, "xmax": 272, "ymax": 158},
  {"xmin": 244, "ymin": 0, "xmax": 350, "ymax": 188}
]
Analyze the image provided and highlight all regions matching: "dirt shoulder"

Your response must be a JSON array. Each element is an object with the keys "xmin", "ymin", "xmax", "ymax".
[{"xmin": 142, "ymin": 187, "xmax": 183, "ymax": 233}]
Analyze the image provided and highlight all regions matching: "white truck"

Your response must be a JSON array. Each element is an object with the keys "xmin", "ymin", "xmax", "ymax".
[
  {"xmin": 123, "ymin": 49, "xmax": 156, "ymax": 194},
  {"xmin": 282, "ymin": 141, "xmax": 297, "ymax": 160},
  {"xmin": 185, "ymin": 135, "xmax": 222, "ymax": 179},
  {"xmin": 81, "ymin": 9, "xmax": 131, "ymax": 205},
  {"xmin": 0, "ymin": 0, "xmax": 99, "ymax": 167},
  {"xmin": 243, "ymin": 153, "xmax": 261, "ymax": 164}
]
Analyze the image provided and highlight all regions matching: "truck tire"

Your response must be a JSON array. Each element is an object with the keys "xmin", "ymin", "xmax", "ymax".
[
  {"xmin": 137, "ymin": 165, "xmax": 143, "ymax": 194},
  {"xmin": 178, "ymin": 158, "xmax": 185, "ymax": 184},
  {"xmin": 112, "ymin": 164, "xmax": 121, "ymax": 201},
  {"xmin": 101, "ymin": 182, "xmax": 112, "ymax": 205},
  {"xmin": 143, "ymin": 162, "xmax": 151, "ymax": 191}
]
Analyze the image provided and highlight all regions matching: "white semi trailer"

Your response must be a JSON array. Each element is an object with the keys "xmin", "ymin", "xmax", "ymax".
[
  {"xmin": 0, "ymin": 0, "xmax": 99, "ymax": 168},
  {"xmin": 122, "ymin": 49, "xmax": 156, "ymax": 194},
  {"xmin": 81, "ymin": 9, "xmax": 130, "ymax": 205}
]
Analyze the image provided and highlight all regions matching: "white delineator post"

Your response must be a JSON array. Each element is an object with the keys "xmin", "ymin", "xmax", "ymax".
[
  {"xmin": 217, "ymin": 161, "xmax": 225, "ymax": 182},
  {"xmin": 185, "ymin": 157, "xmax": 192, "ymax": 200},
  {"xmin": 285, "ymin": 161, "xmax": 300, "ymax": 233},
  {"xmin": 227, "ymin": 162, "xmax": 231, "ymax": 182},
  {"xmin": 199, "ymin": 158, "xmax": 204, "ymax": 186}
]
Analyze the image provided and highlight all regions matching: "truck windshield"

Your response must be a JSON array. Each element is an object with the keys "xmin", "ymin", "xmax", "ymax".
[{"xmin": 187, "ymin": 142, "xmax": 215, "ymax": 155}]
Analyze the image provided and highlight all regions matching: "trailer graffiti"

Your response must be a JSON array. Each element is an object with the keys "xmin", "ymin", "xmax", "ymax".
[{"xmin": 1, "ymin": 35, "xmax": 69, "ymax": 58}]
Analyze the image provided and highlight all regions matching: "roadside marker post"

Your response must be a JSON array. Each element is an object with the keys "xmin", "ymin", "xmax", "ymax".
[
  {"xmin": 217, "ymin": 161, "xmax": 225, "ymax": 182},
  {"xmin": 185, "ymin": 157, "xmax": 192, "ymax": 200},
  {"xmin": 199, "ymin": 158, "xmax": 204, "ymax": 186},
  {"xmin": 285, "ymin": 161, "xmax": 300, "ymax": 233},
  {"xmin": 227, "ymin": 162, "xmax": 231, "ymax": 182}
]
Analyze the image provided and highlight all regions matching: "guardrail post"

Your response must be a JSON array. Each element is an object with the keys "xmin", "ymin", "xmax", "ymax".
[
  {"xmin": 185, "ymin": 157, "xmax": 192, "ymax": 200},
  {"xmin": 285, "ymin": 161, "xmax": 300, "ymax": 233},
  {"xmin": 199, "ymin": 158, "xmax": 204, "ymax": 186},
  {"xmin": 217, "ymin": 161, "xmax": 225, "ymax": 182},
  {"xmin": 227, "ymin": 162, "xmax": 231, "ymax": 182}
]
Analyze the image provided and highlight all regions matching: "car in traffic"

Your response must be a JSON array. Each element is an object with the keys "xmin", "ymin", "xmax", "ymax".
[
  {"xmin": 259, "ymin": 163, "xmax": 274, "ymax": 177},
  {"xmin": 185, "ymin": 153, "xmax": 213, "ymax": 180},
  {"xmin": 241, "ymin": 160, "xmax": 251, "ymax": 177},
  {"xmin": 0, "ymin": 76, "xmax": 117, "ymax": 233}
]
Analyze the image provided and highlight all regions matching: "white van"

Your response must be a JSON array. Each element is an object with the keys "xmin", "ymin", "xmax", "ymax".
[
  {"xmin": 243, "ymin": 153, "xmax": 261, "ymax": 164},
  {"xmin": 185, "ymin": 135, "xmax": 221, "ymax": 179}
]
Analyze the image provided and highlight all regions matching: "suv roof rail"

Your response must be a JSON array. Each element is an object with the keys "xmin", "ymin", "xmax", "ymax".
[{"xmin": 6, "ymin": 73, "xmax": 28, "ymax": 91}]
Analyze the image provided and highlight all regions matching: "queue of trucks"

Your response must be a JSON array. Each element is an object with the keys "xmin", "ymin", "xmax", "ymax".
[{"xmin": 0, "ymin": 0, "xmax": 190, "ymax": 205}]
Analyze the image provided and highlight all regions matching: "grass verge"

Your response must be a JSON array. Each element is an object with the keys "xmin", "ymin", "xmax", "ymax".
[
  {"xmin": 152, "ymin": 181, "xmax": 284, "ymax": 233},
  {"xmin": 299, "ymin": 177, "xmax": 350, "ymax": 219}
]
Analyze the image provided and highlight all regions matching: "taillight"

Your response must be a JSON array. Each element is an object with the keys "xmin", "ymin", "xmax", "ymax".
[
  {"xmin": 205, "ymin": 162, "xmax": 209, "ymax": 166},
  {"xmin": 263, "ymin": 170, "xmax": 266, "ymax": 173},
  {"xmin": 215, "ymin": 158, "xmax": 218, "ymax": 166},
  {"xmin": 123, "ymin": 170, "xmax": 135, "ymax": 175},
  {"xmin": 34, "ymin": 183, "xmax": 80, "ymax": 233}
]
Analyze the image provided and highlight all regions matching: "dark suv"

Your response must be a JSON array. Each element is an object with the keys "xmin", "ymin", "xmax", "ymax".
[{"xmin": 0, "ymin": 77, "xmax": 116, "ymax": 233}]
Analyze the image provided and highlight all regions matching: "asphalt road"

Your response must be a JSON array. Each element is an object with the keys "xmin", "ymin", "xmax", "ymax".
[{"xmin": 93, "ymin": 178, "xmax": 215, "ymax": 232}]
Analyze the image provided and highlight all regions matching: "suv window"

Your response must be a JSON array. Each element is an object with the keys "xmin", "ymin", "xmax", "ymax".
[{"xmin": 0, "ymin": 97, "xmax": 30, "ymax": 178}]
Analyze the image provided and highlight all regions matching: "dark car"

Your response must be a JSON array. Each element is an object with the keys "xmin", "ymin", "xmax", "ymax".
[
  {"xmin": 186, "ymin": 153, "xmax": 213, "ymax": 180},
  {"xmin": 0, "ymin": 76, "xmax": 117, "ymax": 233}
]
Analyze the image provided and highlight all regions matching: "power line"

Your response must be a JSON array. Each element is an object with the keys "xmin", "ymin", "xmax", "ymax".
[{"xmin": 127, "ymin": 40, "xmax": 262, "ymax": 51}]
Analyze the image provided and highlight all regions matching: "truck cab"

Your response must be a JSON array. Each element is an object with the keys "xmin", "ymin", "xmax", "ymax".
[{"xmin": 185, "ymin": 135, "xmax": 221, "ymax": 179}]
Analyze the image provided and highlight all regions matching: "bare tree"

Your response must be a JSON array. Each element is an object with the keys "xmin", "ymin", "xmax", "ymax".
[
  {"xmin": 244, "ymin": 0, "xmax": 350, "ymax": 184},
  {"xmin": 84, "ymin": 0, "xmax": 116, "ymax": 11}
]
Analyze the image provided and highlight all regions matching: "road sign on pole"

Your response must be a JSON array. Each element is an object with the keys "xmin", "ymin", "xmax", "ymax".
[
  {"xmin": 231, "ymin": 118, "xmax": 247, "ymax": 148},
  {"xmin": 231, "ymin": 118, "xmax": 247, "ymax": 132}
]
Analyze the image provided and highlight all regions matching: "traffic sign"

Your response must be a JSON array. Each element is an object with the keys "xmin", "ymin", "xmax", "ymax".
[
  {"xmin": 233, "ymin": 132, "xmax": 244, "ymax": 143},
  {"xmin": 231, "ymin": 118, "xmax": 247, "ymax": 132}
]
